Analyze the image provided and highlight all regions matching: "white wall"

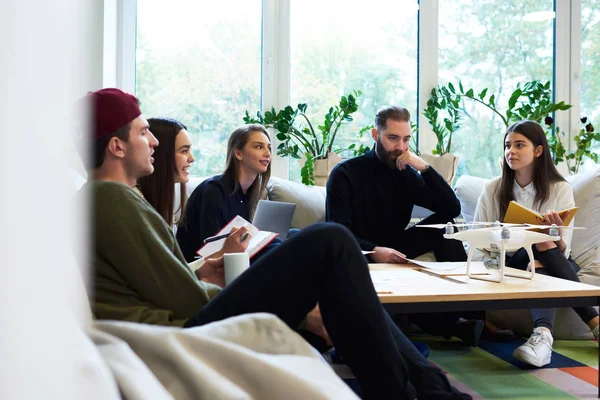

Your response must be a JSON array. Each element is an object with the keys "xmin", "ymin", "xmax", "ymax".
[{"xmin": 0, "ymin": 1, "xmax": 116, "ymax": 399}]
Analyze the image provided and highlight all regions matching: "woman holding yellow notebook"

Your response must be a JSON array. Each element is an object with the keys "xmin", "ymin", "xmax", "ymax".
[{"xmin": 474, "ymin": 120, "xmax": 599, "ymax": 367}]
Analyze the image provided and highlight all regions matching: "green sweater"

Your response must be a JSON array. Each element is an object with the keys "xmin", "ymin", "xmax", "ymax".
[{"xmin": 79, "ymin": 181, "xmax": 221, "ymax": 326}]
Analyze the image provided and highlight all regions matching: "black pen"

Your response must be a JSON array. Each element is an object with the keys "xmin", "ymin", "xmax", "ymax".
[
  {"xmin": 204, "ymin": 232, "xmax": 232, "ymax": 243},
  {"xmin": 203, "ymin": 231, "xmax": 250, "ymax": 244}
]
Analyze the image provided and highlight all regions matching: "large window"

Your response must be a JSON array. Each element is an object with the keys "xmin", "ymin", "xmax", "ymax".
[
  {"xmin": 438, "ymin": 0, "xmax": 554, "ymax": 179},
  {"xmin": 580, "ymin": 0, "xmax": 600, "ymax": 159},
  {"xmin": 289, "ymin": 0, "xmax": 418, "ymax": 181},
  {"xmin": 135, "ymin": 0, "xmax": 262, "ymax": 177},
  {"xmin": 126, "ymin": 1, "xmax": 595, "ymax": 182}
]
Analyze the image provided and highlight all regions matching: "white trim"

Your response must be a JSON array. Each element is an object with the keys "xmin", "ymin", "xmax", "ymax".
[
  {"xmin": 102, "ymin": 0, "xmax": 118, "ymax": 88},
  {"xmin": 417, "ymin": 0, "xmax": 438, "ymax": 154},
  {"xmin": 554, "ymin": 0, "xmax": 572, "ymax": 176},
  {"xmin": 117, "ymin": 0, "xmax": 137, "ymax": 93},
  {"xmin": 568, "ymin": 0, "xmax": 582, "ymax": 151},
  {"xmin": 262, "ymin": 0, "xmax": 290, "ymax": 179},
  {"xmin": 554, "ymin": 0, "xmax": 571, "ymax": 137}
]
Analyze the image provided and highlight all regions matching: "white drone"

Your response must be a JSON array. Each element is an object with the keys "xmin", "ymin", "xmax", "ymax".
[{"xmin": 418, "ymin": 221, "xmax": 584, "ymax": 283}]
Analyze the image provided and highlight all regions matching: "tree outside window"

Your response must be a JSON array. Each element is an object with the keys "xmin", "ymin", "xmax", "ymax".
[
  {"xmin": 438, "ymin": 0, "xmax": 554, "ymax": 179},
  {"xmin": 289, "ymin": 0, "xmax": 418, "ymax": 182},
  {"xmin": 136, "ymin": 0, "xmax": 262, "ymax": 178}
]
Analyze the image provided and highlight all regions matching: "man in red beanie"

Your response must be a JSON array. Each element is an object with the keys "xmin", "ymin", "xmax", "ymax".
[
  {"xmin": 76, "ymin": 88, "xmax": 470, "ymax": 400},
  {"xmin": 83, "ymin": 88, "xmax": 158, "ymax": 184}
]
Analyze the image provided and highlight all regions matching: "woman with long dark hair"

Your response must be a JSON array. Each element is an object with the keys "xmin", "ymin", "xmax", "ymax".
[
  {"xmin": 177, "ymin": 124, "xmax": 272, "ymax": 262},
  {"xmin": 474, "ymin": 120, "xmax": 599, "ymax": 367},
  {"xmin": 138, "ymin": 117, "xmax": 193, "ymax": 226},
  {"xmin": 138, "ymin": 117, "xmax": 249, "ymax": 284}
]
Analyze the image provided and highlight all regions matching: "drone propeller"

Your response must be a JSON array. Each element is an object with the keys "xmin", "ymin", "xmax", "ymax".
[
  {"xmin": 416, "ymin": 222, "xmax": 493, "ymax": 229},
  {"xmin": 477, "ymin": 223, "xmax": 533, "ymax": 231},
  {"xmin": 524, "ymin": 223, "xmax": 586, "ymax": 230}
]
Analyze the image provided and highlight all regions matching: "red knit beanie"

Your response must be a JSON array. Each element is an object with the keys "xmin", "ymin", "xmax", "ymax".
[{"xmin": 87, "ymin": 88, "xmax": 142, "ymax": 139}]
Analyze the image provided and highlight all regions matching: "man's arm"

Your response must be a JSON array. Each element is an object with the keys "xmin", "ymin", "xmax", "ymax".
[
  {"xmin": 326, "ymin": 164, "xmax": 377, "ymax": 250},
  {"xmin": 411, "ymin": 167, "xmax": 461, "ymax": 218},
  {"xmin": 395, "ymin": 151, "xmax": 460, "ymax": 217},
  {"xmin": 92, "ymin": 183, "xmax": 219, "ymax": 324},
  {"xmin": 93, "ymin": 303, "xmax": 190, "ymax": 327}
]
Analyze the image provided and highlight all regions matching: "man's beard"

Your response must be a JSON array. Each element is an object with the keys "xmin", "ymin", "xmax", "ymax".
[{"xmin": 375, "ymin": 138, "xmax": 402, "ymax": 169}]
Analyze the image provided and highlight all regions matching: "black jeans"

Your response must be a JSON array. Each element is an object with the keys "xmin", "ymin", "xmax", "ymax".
[
  {"xmin": 508, "ymin": 246, "xmax": 599, "ymax": 330},
  {"xmin": 185, "ymin": 223, "xmax": 469, "ymax": 400},
  {"xmin": 395, "ymin": 213, "xmax": 484, "ymax": 336}
]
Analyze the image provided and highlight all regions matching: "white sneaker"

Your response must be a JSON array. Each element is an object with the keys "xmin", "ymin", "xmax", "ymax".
[
  {"xmin": 513, "ymin": 328, "xmax": 553, "ymax": 367},
  {"xmin": 592, "ymin": 325, "xmax": 599, "ymax": 340}
]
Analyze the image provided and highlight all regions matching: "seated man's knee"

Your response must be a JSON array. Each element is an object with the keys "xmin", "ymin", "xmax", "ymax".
[{"xmin": 307, "ymin": 222, "xmax": 356, "ymax": 244}]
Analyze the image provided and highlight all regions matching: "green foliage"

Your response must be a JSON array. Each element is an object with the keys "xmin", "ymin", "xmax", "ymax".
[
  {"xmin": 423, "ymin": 85, "xmax": 462, "ymax": 155},
  {"xmin": 423, "ymin": 80, "xmax": 594, "ymax": 165},
  {"xmin": 244, "ymin": 90, "xmax": 370, "ymax": 185},
  {"xmin": 545, "ymin": 118, "xmax": 600, "ymax": 174}
]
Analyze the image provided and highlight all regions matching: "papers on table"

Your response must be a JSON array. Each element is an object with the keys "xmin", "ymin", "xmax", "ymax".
[
  {"xmin": 370, "ymin": 268, "xmax": 431, "ymax": 293},
  {"xmin": 406, "ymin": 259, "xmax": 490, "ymax": 275}
]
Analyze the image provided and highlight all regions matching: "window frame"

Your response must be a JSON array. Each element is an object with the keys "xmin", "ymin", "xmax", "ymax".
[{"xmin": 111, "ymin": 0, "xmax": 587, "ymax": 179}]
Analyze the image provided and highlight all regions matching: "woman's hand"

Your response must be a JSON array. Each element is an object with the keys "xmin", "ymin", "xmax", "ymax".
[
  {"xmin": 541, "ymin": 209, "xmax": 568, "ymax": 227},
  {"xmin": 221, "ymin": 226, "xmax": 251, "ymax": 255},
  {"xmin": 536, "ymin": 210, "xmax": 568, "ymax": 252},
  {"xmin": 196, "ymin": 256, "xmax": 226, "ymax": 287}
]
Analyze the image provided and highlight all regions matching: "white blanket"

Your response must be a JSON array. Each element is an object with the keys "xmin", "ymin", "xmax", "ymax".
[{"xmin": 91, "ymin": 313, "xmax": 359, "ymax": 400}]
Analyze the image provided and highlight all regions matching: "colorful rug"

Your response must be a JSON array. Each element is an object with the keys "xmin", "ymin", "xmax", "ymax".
[{"xmin": 335, "ymin": 336, "xmax": 598, "ymax": 399}]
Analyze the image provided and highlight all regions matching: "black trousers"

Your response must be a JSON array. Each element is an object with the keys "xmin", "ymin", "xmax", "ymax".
[
  {"xmin": 394, "ymin": 213, "xmax": 484, "ymax": 336},
  {"xmin": 508, "ymin": 246, "xmax": 598, "ymax": 330},
  {"xmin": 185, "ymin": 223, "xmax": 469, "ymax": 400}
]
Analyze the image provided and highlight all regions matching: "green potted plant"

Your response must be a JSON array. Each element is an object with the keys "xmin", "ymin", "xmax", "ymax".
[{"xmin": 244, "ymin": 90, "xmax": 370, "ymax": 185}]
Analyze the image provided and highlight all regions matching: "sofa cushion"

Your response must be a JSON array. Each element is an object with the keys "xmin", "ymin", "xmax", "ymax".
[
  {"xmin": 266, "ymin": 177, "xmax": 326, "ymax": 229},
  {"xmin": 453, "ymin": 175, "xmax": 488, "ymax": 224},
  {"xmin": 487, "ymin": 307, "xmax": 596, "ymax": 340},
  {"xmin": 567, "ymin": 166, "xmax": 600, "ymax": 268}
]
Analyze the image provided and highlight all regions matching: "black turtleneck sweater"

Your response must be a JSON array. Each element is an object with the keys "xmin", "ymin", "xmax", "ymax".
[{"xmin": 326, "ymin": 149, "xmax": 461, "ymax": 251}]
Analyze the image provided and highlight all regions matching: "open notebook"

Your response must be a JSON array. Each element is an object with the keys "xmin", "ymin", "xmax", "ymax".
[
  {"xmin": 196, "ymin": 215, "xmax": 278, "ymax": 259},
  {"xmin": 503, "ymin": 200, "xmax": 578, "ymax": 226}
]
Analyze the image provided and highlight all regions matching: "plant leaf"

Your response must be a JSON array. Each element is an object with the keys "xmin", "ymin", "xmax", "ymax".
[{"xmin": 478, "ymin": 88, "xmax": 488, "ymax": 100}]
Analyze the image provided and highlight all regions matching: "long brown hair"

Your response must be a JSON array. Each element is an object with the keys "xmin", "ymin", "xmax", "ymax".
[
  {"xmin": 497, "ymin": 120, "xmax": 565, "ymax": 218},
  {"xmin": 224, "ymin": 124, "xmax": 271, "ymax": 220},
  {"xmin": 138, "ymin": 118, "xmax": 188, "ymax": 225}
]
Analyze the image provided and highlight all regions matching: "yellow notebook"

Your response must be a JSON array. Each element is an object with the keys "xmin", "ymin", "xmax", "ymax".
[{"xmin": 503, "ymin": 200, "xmax": 578, "ymax": 226}]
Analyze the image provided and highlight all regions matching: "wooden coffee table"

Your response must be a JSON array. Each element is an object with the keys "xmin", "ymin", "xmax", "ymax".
[{"xmin": 370, "ymin": 263, "xmax": 600, "ymax": 397}]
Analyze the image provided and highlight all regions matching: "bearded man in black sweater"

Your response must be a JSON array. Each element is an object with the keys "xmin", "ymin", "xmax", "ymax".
[{"xmin": 326, "ymin": 105, "xmax": 484, "ymax": 345}]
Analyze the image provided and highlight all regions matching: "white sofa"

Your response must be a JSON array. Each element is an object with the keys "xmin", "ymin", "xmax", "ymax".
[
  {"xmin": 186, "ymin": 167, "xmax": 600, "ymax": 339},
  {"xmin": 191, "ymin": 167, "xmax": 600, "ymax": 339}
]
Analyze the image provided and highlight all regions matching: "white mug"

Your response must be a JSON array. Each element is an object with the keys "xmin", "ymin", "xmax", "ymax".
[{"xmin": 223, "ymin": 252, "xmax": 250, "ymax": 286}]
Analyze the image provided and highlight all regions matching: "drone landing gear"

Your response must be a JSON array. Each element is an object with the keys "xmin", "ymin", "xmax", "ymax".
[{"xmin": 465, "ymin": 246, "xmax": 536, "ymax": 283}]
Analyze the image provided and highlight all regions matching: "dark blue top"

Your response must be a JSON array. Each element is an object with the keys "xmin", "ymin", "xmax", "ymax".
[
  {"xmin": 176, "ymin": 174, "xmax": 249, "ymax": 262},
  {"xmin": 326, "ymin": 148, "xmax": 461, "ymax": 251}
]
